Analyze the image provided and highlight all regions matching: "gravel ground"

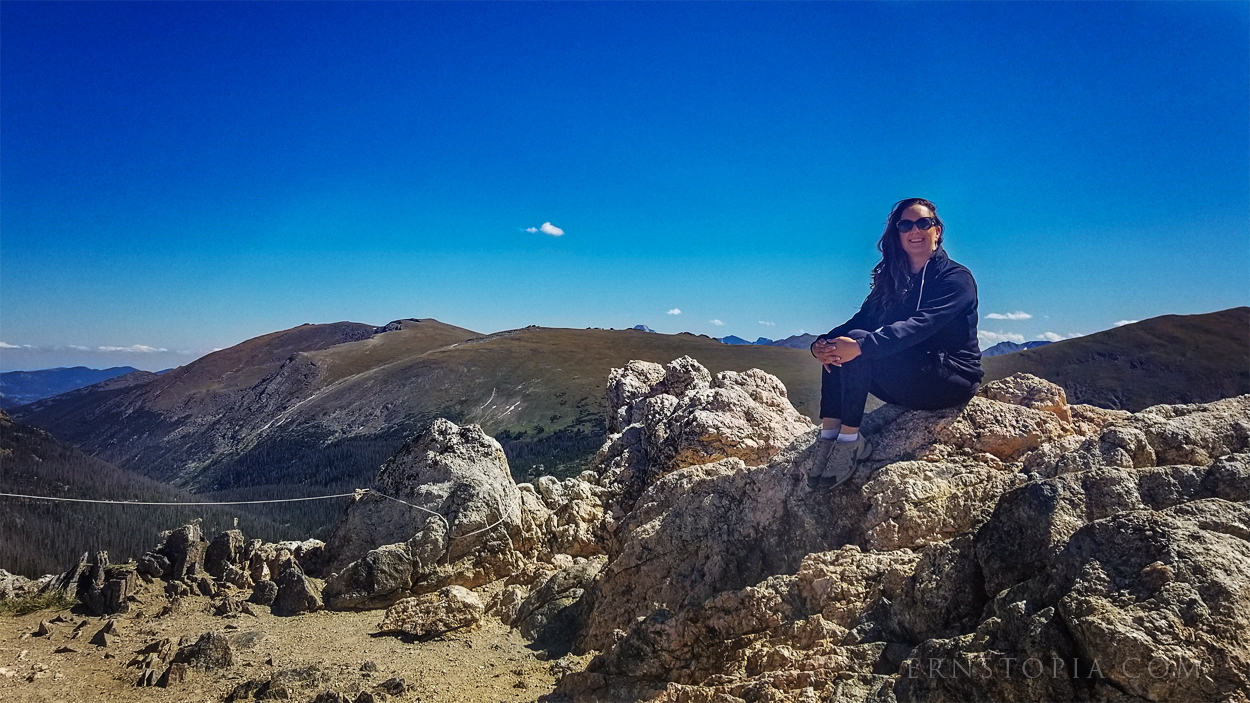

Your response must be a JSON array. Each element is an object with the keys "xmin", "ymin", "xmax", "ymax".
[{"xmin": 0, "ymin": 580, "xmax": 587, "ymax": 703}]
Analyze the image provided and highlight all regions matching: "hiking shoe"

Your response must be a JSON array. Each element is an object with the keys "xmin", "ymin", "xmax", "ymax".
[
  {"xmin": 807, "ymin": 437, "xmax": 837, "ymax": 488},
  {"xmin": 817, "ymin": 435, "xmax": 874, "ymax": 489}
]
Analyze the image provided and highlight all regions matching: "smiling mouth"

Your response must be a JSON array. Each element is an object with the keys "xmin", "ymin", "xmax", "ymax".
[{"xmin": 908, "ymin": 237, "xmax": 924, "ymax": 243}]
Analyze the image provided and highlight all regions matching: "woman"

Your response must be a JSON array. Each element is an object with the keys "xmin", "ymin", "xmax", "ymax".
[{"xmin": 809, "ymin": 198, "xmax": 982, "ymax": 488}]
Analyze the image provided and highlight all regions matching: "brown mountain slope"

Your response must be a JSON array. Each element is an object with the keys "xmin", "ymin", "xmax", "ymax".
[
  {"xmin": 983, "ymin": 307, "xmax": 1249, "ymax": 410},
  {"xmin": 15, "ymin": 322, "xmax": 822, "ymax": 496}
]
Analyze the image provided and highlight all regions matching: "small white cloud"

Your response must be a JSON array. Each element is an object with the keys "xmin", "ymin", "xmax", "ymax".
[
  {"xmin": 0, "ymin": 341, "xmax": 18, "ymax": 349},
  {"xmin": 69, "ymin": 345, "xmax": 90, "ymax": 351},
  {"xmin": 667, "ymin": 308, "xmax": 682, "ymax": 315},
  {"xmin": 526, "ymin": 222, "xmax": 564, "ymax": 236},
  {"xmin": 98, "ymin": 345, "xmax": 169, "ymax": 353},
  {"xmin": 1114, "ymin": 319, "xmax": 1138, "ymax": 327},
  {"xmin": 978, "ymin": 330, "xmax": 1025, "ymax": 344},
  {"xmin": 986, "ymin": 311, "xmax": 1032, "ymax": 320},
  {"xmin": 710, "ymin": 319, "xmax": 725, "ymax": 326},
  {"xmin": 758, "ymin": 321, "xmax": 775, "ymax": 326}
]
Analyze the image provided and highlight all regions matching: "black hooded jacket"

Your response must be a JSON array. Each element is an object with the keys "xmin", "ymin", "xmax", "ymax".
[{"xmin": 812, "ymin": 248, "xmax": 984, "ymax": 383}]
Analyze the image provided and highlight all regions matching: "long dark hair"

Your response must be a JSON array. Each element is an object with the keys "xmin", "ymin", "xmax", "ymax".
[{"xmin": 864, "ymin": 197, "xmax": 945, "ymax": 318}]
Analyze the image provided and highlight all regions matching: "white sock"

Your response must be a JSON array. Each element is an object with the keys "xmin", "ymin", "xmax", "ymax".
[
  {"xmin": 820, "ymin": 429, "xmax": 839, "ymax": 440},
  {"xmin": 837, "ymin": 431, "xmax": 859, "ymax": 443}
]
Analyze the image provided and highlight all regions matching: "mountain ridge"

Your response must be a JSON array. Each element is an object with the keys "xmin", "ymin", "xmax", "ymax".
[{"xmin": 0, "ymin": 366, "xmax": 140, "ymax": 409}]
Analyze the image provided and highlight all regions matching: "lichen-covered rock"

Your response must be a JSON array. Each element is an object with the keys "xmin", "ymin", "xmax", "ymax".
[
  {"xmin": 0, "ymin": 569, "xmax": 40, "ymax": 601},
  {"xmin": 932, "ymin": 396, "xmax": 1070, "ymax": 462},
  {"xmin": 605, "ymin": 360, "xmax": 667, "ymax": 433},
  {"xmin": 1054, "ymin": 499, "xmax": 1250, "ymax": 701},
  {"xmin": 377, "ymin": 585, "xmax": 484, "ymax": 637},
  {"xmin": 533, "ymin": 474, "xmax": 612, "ymax": 558},
  {"xmin": 979, "ymin": 372, "xmax": 1072, "ymax": 424},
  {"xmin": 1123, "ymin": 395, "xmax": 1250, "ymax": 466},
  {"xmin": 861, "ymin": 457, "xmax": 1026, "ymax": 551},
  {"xmin": 580, "ymin": 454, "xmax": 863, "ymax": 651},
  {"xmin": 325, "ymin": 419, "xmax": 530, "ymax": 593}
]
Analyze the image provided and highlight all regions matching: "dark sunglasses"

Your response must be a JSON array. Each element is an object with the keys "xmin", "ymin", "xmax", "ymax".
[{"xmin": 897, "ymin": 217, "xmax": 938, "ymax": 233}]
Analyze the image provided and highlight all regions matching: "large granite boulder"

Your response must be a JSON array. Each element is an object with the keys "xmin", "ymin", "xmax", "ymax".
[{"xmin": 325, "ymin": 419, "xmax": 534, "ymax": 606}]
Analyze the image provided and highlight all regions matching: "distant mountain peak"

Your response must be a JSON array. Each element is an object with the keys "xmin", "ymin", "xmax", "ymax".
[{"xmin": 981, "ymin": 340, "xmax": 1053, "ymax": 357}]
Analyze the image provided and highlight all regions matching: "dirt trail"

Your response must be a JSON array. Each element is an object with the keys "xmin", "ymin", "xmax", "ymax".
[{"xmin": 0, "ymin": 581, "xmax": 581, "ymax": 702}]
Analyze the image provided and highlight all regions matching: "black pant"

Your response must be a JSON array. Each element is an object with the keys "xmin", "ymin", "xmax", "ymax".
[{"xmin": 820, "ymin": 346, "xmax": 979, "ymax": 428}]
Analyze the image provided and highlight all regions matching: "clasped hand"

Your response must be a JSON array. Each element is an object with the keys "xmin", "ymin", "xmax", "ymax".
[{"xmin": 814, "ymin": 336, "xmax": 861, "ymax": 370}]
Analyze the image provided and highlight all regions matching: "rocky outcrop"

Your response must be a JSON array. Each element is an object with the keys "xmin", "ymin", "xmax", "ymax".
[
  {"xmin": 553, "ymin": 374, "xmax": 1250, "ymax": 702},
  {"xmin": 593, "ymin": 357, "xmax": 815, "ymax": 513},
  {"xmin": 73, "ymin": 551, "xmax": 141, "ymax": 616}
]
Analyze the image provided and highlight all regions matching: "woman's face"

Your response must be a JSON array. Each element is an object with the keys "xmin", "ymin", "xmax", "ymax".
[{"xmin": 897, "ymin": 203, "xmax": 941, "ymax": 260}]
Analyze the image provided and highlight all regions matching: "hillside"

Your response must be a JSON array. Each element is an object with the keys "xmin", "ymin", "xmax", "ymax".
[
  {"xmin": 15, "ymin": 321, "xmax": 821, "ymax": 498},
  {"xmin": 0, "ymin": 411, "xmax": 295, "ymax": 577},
  {"xmin": 0, "ymin": 366, "xmax": 140, "ymax": 409},
  {"xmin": 983, "ymin": 307, "xmax": 1249, "ymax": 410}
]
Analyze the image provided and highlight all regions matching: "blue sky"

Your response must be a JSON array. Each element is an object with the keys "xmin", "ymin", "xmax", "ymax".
[{"xmin": 2, "ymin": 1, "xmax": 1247, "ymax": 372}]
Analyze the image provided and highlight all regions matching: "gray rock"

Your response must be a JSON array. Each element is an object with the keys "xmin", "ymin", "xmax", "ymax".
[
  {"xmin": 221, "ymin": 564, "xmax": 252, "ymax": 589},
  {"xmin": 205, "ymin": 530, "xmax": 246, "ymax": 578},
  {"xmin": 558, "ymin": 369, "xmax": 1250, "ymax": 702},
  {"xmin": 136, "ymin": 553, "xmax": 170, "ymax": 579},
  {"xmin": 248, "ymin": 579, "xmax": 278, "ymax": 607},
  {"xmin": 43, "ymin": 551, "xmax": 90, "ymax": 598},
  {"xmin": 513, "ymin": 557, "xmax": 606, "ymax": 646},
  {"xmin": 158, "ymin": 523, "xmax": 207, "ymax": 581},
  {"xmin": 323, "ymin": 543, "xmax": 413, "ymax": 610},
  {"xmin": 173, "ymin": 631, "xmax": 235, "ymax": 670},
  {"xmin": 271, "ymin": 566, "xmax": 322, "ymax": 616}
]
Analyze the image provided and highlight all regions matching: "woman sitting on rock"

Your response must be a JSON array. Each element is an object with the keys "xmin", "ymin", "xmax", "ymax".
[{"xmin": 809, "ymin": 197, "xmax": 983, "ymax": 488}]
